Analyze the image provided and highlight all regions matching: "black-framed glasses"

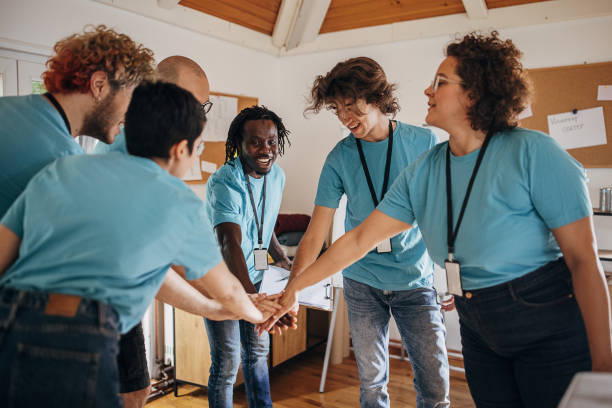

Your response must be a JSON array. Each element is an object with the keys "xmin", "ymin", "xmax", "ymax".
[{"xmin": 201, "ymin": 100, "xmax": 213, "ymax": 114}]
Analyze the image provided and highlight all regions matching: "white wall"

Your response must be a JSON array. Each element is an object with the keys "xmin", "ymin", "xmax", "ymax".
[{"xmin": 0, "ymin": 0, "xmax": 281, "ymax": 109}]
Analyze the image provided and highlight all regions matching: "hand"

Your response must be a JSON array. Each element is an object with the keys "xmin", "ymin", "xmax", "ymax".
[
  {"xmin": 248, "ymin": 293, "xmax": 282, "ymax": 320},
  {"xmin": 260, "ymin": 287, "xmax": 298, "ymax": 333},
  {"xmin": 274, "ymin": 258, "xmax": 293, "ymax": 270},
  {"xmin": 439, "ymin": 295, "xmax": 455, "ymax": 312}
]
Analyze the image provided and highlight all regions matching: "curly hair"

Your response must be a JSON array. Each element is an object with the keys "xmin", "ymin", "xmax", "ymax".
[
  {"xmin": 225, "ymin": 106, "xmax": 290, "ymax": 163},
  {"xmin": 446, "ymin": 31, "xmax": 531, "ymax": 134},
  {"xmin": 43, "ymin": 25, "xmax": 155, "ymax": 94},
  {"xmin": 305, "ymin": 57, "xmax": 399, "ymax": 117}
]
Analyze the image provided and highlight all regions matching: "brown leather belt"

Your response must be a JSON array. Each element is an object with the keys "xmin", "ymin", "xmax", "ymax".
[{"xmin": 44, "ymin": 293, "xmax": 82, "ymax": 317}]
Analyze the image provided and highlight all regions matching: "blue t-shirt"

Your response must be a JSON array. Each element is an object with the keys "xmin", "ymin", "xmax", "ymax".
[
  {"xmin": 0, "ymin": 94, "xmax": 84, "ymax": 217},
  {"xmin": 378, "ymin": 127, "xmax": 591, "ymax": 290},
  {"xmin": 315, "ymin": 121, "xmax": 437, "ymax": 290},
  {"xmin": 94, "ymin": 129, "xmax": 127, "ymax": 154},
  {"xmin": 0, "ymin": 152, "xmax": 222, "ymax": 333},
  {"xmin": 205, "ymin": 158, "xmax": 285, "ymax": 284}
]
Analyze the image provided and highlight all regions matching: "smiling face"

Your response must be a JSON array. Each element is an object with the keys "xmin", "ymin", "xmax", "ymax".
[
  {"xmin": 424, "ymin": 56, "xmax": 473, "ymax": 133},
  {"xmin": 334, "ymin": 98, "xmax": 386, "ymax": 141},
  {"xmin": 239, "ymin": 119, "xmax": 279, "ymax": 178}
]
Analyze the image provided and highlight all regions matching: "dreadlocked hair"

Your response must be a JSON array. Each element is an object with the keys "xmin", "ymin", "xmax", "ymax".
[{"xmin": 225, "ymin": 105, "xmax": 290, "ymax": 163}]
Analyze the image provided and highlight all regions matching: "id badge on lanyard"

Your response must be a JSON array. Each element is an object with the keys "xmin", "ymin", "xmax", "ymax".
[
  {"xmin": 444, "ymin": 258, "xmax": 463, "ymax": 296},
  {"xmin": 376, "ymin": 238, "xmax": 392, "ymax": 253},
  {"xmin": 357, "ymin": 120, "xmax": 395, "ymax": 255},
  {"xmin": 245, "ymin": 168, "xmax": 269, "ymax": 272},
  {"xmin": 254, "ymin": 246, "xmax": 269, "ymax": 271}
]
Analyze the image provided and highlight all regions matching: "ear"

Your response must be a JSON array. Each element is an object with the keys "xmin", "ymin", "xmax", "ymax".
[
  {"xmin": 89, "ymin": 71, "xmax": 109, "ymax": 101},
  {"xmin": 170, "ymin": 139, "xmax": 189, "ymax": 160}
]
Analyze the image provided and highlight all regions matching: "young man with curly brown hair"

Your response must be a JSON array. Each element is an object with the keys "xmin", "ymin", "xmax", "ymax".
[{"xmin": 282, "ymin": 57, "xmax": 450, "ymax": 408}]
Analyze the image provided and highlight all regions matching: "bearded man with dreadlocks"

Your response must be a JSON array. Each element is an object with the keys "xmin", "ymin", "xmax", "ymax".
[{"xmin": 203, "ymin": 105, "xmax": 294, "ymax": 408}]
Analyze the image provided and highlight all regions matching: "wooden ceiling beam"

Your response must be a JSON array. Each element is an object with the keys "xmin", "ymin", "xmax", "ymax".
[
  {"xmin": 272, "ymin": 0, "xmax": 300, "ymax": 48},
  {"xmin": 462, "ymin": 0, "xmax": 488, "ymax": 19},
  {"xmin": 286, "ymin": 0, "xmax": 331, "ymax": 50}
]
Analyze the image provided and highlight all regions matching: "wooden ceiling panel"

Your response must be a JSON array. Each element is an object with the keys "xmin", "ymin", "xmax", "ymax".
[
  {"xmin": 179, "ymin": 0, "xmax": 281, "ymax": 35},
  {"xmin": 320, "ymin": 0, "xmax": 466, "ymax": 34},
  {"xmin": 486, "ymin": 0, "xmax": 552, "ymax": 9}
]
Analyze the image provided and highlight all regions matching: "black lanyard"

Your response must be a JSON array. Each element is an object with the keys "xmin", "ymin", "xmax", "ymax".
[
  {"xmin": 356, "ymin": 120, "xmax": 394, "ymax": 207},
  {"xmin": 44, "ymin": 93, "xmax": 72, "ymax": 135},
  {"xmin": 446, "ymin": 133, "xmax": 492, "ymax": 259},
  {"xmin": 244, "ymin": 169, "xmax": 266, "ymax": 248}
]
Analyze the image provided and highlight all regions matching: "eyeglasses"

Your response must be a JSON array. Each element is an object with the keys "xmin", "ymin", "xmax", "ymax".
[
  {"xmin": 201, "ymin": 100, "xmax": 213, "ymax": 114},
  {"xmin": 430, "ymin": 74, "xmax": 464, "ymax": 93},
  {"xmin": 196, "ymin": 140, "xmax": 205, "ymax": 156}
]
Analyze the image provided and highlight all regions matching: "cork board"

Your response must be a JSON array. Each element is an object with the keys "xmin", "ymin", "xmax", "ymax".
[
  {"xmin": 185, "ymin": 92, "xmax": 258, "ymax": 184},
  {"xmin": 519, "ymin": 61, "xmax": 612, "ymax": 168}
]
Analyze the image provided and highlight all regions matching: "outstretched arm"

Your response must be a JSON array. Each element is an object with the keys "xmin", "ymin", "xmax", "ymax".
[
  {"xmin": 553, "ymin": 216, "xmax": 612, "ymax": 371},
  {"xmin": 265, "ymin": 210, "xmax": 411, "ymax": 330},
  {"xmin": 156, "ymin": 268, "xmax": 238, "ymax": 321}
]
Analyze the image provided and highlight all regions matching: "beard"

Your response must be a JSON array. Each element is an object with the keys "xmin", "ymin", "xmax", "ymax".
[{"xmin": 80, "ymin": 90, "xmax": 120, "ymax": 144}]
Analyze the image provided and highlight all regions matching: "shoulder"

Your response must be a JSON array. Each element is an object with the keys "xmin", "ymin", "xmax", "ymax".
[
  {"xmin": 396, "ymin": 122, "xmax": 437, "ymax": 148},
  {"xmin": 493, "ymin": 127, "xmax": 562, "ymax": 155},
  {"xmin": 325, "ymin": 135, "xmax": 355, "ymax": 162}
]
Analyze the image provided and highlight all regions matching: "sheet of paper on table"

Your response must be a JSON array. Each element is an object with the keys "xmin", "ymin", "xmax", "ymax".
[{"xmin": 259, "ymin": 265, "xmax": 332, "ymax": 311}]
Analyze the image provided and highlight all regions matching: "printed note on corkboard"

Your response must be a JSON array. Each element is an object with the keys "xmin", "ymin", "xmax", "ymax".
[{"xmin": 520, "ymin": 61, "xmax": 612, "ymax": 168}]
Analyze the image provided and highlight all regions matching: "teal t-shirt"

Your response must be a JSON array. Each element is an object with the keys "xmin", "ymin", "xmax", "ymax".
[
  {"xmin": 0, "ymin": 152, "xmax": 223, "ymax": 333},
  {"xmin": 378, "ymin": 127, "xmax": 591, "ymax": 290},
  {"xmin": 205, "ymin": 158, "xmax": 285, "ymax": 284},
  {"xmin": 0, "ymin": 94, "xmax": 84, "ymax": 217},
  {"xmin": 93, "ymin": 129, "xmax": 127, "ymax": 154},
  {"xmin": 315, "ymin": 121, "xmax": 437, "ymax": 290}
]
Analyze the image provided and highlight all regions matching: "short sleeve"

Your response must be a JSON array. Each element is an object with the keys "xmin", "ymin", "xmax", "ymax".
[
  {"xmin": 314, "ymin": 151, "xmax": 345, "ymax": 209},
  {"xmin": 174, "ymin": 204, "xmax": 223, "ymax": 280},
  {"xmin": 207, "ymin": 176, "xmax": 244, "ymax": 227},
  {"xmin": 528, "ymin": 136, "xmax": 592, "ymax": 229},
  {"xmin": 1, "ymin": 191, "xmax": 26, "ymax": 238},
  {"xmin": 377, "ymin": 165, "xmax": 416, "ymax": 226}
]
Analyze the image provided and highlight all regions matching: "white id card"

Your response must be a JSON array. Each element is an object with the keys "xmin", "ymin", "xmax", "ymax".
[
  {"xmin": 254, "ymin": 248, "xmax": 269, "ymax": 271},
  {"xmin": 376, "ymin": 238, "xmax": 392, "ymax": 253},
  {"xmin": 444, "ymin": 260, "xmax": 463, "ymax": 296}
]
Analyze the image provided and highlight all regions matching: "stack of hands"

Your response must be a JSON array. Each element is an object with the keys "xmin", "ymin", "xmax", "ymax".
[{"xmin": 249, "ymin": 289, "xmax": 299, "ymax": 336}]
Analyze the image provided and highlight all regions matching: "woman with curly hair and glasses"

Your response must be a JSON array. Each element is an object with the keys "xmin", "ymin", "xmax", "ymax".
[{"xmin": 276, "ymin": 32, "xmax": 612, "ymax": 407}]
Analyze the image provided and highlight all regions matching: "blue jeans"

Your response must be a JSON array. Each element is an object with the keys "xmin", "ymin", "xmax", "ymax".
[
  {"xmin": 343, "ymin": 277, "xmax": 450, "ymax": 408},
  {"xmin": 0, "ymin": 287, "xmax": 122, "ymax": 408},
  {"xmin": 455, "ymin": 258, "xmax": 591, "ymax": 408},
  {"xmin": 204, "ymin": 307, "xmax": 272, "ymax": 407}
]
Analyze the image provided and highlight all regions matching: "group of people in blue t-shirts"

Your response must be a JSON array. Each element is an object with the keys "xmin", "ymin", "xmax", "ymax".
[{"xmin": 0, "ymin": 24, "xmax": 610, "ymax": 408}]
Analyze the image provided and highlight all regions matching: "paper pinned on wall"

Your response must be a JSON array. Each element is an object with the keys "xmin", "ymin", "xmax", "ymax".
[
  {"xmin": 547, "ymin": 106, "xmax": 607, "ymax": 150},
  {"xmin": 182, "ymin": 159, "xmax": 202, "ymax": 181},
  {"xmin": 598, "ymin": 85, "xmax": 612, "ymax": 101},
  {"xmin": 517, "ymin": 104, "xmax": 533, "ymax": 120},
  {"xmin": 200, "ymin": 160, "xmax": 217, "ymax": 174},
  {"xmin": 202, "ymin": 95, "xmax": 238, "ymax": 142}
]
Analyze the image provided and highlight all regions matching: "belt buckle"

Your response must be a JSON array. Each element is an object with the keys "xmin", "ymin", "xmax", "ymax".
[{"xmin": 44, "ymin": 293, "xmax": 81, "ymax": 317}]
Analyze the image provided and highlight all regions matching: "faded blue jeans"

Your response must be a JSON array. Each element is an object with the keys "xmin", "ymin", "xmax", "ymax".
[
  {"xmin": 0, "ymin": 287, "xmax": 122, "ymax": 408},
  {"xmin": 204, "ymin": 285, "xmax": 272, "ymax": 408},
  {"xmin": 343, "ymin": 277, "xmax": 450, "ymax": 408},
  {"xmin": 455, "ymin": 258, "xmax": 591, "ymax": 408}
]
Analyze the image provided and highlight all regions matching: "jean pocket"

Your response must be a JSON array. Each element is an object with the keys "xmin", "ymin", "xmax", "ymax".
[
  {"xmin": 510, "ymin": 277, "xmax": 574, "ymax": 308},
  {"xmin": 8, "ymin": 343, "xmax": 99, "ymax": 408}
]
